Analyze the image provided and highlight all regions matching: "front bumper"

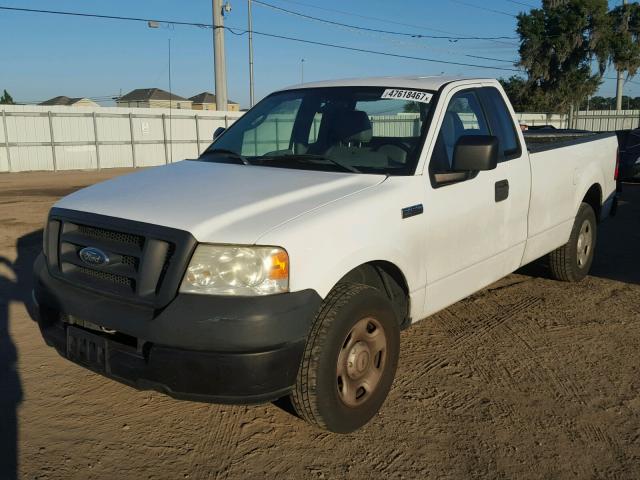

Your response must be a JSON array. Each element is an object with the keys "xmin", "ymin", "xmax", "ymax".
[{"xmin": 32, "ymin": 253, "xmax": 322, "ymax": 404}]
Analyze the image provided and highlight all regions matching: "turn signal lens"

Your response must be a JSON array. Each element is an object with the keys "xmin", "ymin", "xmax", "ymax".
[{"xmin": 269, "ymin": 250, "xmax": 289, "ymax": 280}]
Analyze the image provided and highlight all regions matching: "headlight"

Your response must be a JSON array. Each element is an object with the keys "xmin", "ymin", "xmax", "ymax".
[{"xmin": 180, "ymin": 244, "xmax": 289, "ymax": 296}]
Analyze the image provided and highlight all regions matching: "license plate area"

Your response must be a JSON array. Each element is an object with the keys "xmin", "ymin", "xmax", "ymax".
[{"xmin": 66, "ymin": 325, "xmax": 108, "ymax": 372}]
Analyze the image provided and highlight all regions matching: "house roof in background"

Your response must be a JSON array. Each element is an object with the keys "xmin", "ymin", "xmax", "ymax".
[
  {"xmin": 189, "ymin": 91, "xmax": 239, "ymax": 105},
  {"xmin": 118, "ymin": 88, "xmax": 189, "ymax": 102},
  {"xmin": 38, "ymin": 96, "xmax": 89, "ymax": 106}
]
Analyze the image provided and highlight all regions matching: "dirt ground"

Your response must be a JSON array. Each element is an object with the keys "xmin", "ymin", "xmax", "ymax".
[{"xmin": 0, "ymin": 169, "xmax": 639, "ymax": 480}]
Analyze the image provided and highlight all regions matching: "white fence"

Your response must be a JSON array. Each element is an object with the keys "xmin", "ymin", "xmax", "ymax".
[
  {"xmin": 0, "ymin": 104, "xmax": 243, "ymax": 172},
  {"xmin": 570, "ymin": 110, "xmax": 640, "ymax": 131},
  {"xmin": 517, "ymin": 110, "xmax": 640, "ymax": 131},
  {"xmin": 4, "ymin": 105, "xmax": 640, "ymax": 173}
]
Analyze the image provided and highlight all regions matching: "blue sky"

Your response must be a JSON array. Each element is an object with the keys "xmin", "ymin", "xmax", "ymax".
[{"xmin": 0, "ymin": 0, "xmax": 635, "ymax": 107}]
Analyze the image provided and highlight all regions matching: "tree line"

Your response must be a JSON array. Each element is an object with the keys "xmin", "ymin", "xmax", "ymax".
[{"xmin": 501, "ymin": 0, "xmax": 640, "ymax": 113}]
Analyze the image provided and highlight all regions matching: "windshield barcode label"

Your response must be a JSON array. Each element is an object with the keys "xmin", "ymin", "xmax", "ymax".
[{"xmin": 381, "ymin": 89, "xmax": 433, "ymax": 103}]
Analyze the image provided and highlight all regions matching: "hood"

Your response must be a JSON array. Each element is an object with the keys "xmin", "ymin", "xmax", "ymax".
[{"xmin": 54, "ymin": 160, "xmax": 386, "ymax": 244}]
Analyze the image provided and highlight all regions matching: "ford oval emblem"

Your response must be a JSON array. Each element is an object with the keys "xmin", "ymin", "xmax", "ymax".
[{"xmin": 79, "ymin": 247, "xmax": 110, "ymax": 266}]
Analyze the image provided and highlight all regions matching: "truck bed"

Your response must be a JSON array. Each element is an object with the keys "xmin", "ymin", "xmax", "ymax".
[{"xmin": 524, "ymin": 130, "xmax": 616, "ymax": 153}]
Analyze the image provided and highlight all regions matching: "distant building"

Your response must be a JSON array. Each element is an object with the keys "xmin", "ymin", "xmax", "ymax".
[
  {"xmin": 38, "ymin": 96, "xmax": 99, "ymax": 107},
  {"xmin": 189, "ymin": 92, "xmax": 240, "ymax": 111},
  {"xmin": 116, "ymin": 88, "xmax": 193, "ymax": 109}
]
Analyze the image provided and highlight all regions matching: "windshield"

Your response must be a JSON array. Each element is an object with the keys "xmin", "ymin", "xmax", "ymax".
[{"xmin": 198, "ymin": 86, "xmax": 434, "ymax": 175}]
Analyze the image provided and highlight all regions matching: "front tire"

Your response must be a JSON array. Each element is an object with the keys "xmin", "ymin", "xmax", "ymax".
[
  {"xmin": 290, "ymin": 283, "xmax": 400, "ymax": 433},
  {"xmin": 548, "ymin": 202, "xmax": 597, "ymax": 282}
]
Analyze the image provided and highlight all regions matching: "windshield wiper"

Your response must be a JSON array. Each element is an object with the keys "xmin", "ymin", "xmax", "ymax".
[
  {"xmin": 256, "ymin": 154, "xmax": 361, "ymax": 173},
  {"xmin": 201, "ymin": 148, "xmax": 251, "ymax": 166}
]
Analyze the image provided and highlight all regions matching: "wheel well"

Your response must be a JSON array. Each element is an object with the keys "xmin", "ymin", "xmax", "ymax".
[
  {"xmin": 582, "ymin": 184, "xmax": 602, "ymax": 221},
  {"xmin": 337, "ymin": 261, "xmax": 410, "ymax": 329}
]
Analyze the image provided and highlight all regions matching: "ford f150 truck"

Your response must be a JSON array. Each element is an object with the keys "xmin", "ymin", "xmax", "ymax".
[{"xmin": 32, "ymin": 76, "xmax": 619, "ymax": 433}]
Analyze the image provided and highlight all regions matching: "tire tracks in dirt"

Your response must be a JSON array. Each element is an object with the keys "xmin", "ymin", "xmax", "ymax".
[{"xmin": 189, "ymin": 405, "xmax": 248, "ymax": 479}]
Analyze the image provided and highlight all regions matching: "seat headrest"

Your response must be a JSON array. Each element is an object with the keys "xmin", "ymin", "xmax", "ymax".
[{"xmin": 330, "ymin": 110, "xmax": 372, "ymax": 143}]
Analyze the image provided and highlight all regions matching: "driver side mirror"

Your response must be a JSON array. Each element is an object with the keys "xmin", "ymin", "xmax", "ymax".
[
  {"xmin": 452, "ymin": 135, "xmax": 498, "ymax": 172},
  {"xmin": 213, "ymin": 127, "xmax": 225, "ymax": 140}
]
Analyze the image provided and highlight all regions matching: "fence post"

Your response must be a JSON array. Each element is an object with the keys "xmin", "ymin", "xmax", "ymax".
[
  {"xmin": 48, "ymin": 111, "xmax": 57, "ymax": 171},
  {"xmin": 1, "ymin": 109, "xmax": 11, "ymax": 172},
  {"xmin": 93, "ymin": 111, "xmax": 101, "ymax": 170},
  {"xmin": 128, "ymin": 113, "xmax": 137, "ymax": 168},
  {"xmin": 162, "ymin": 113, "xmax": 169, "ymax": 164},
  {"xmin": 195, "ymin": 114, "xmax": 200, "ymax": 155}
]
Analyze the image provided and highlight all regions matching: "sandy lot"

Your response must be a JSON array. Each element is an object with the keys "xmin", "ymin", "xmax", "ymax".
[{"xmin": 1, "ymin": 169, "xmax": 639, "ymax": 480}]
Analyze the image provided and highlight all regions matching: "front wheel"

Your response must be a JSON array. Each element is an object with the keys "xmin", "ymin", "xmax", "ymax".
[
  {"xmin": 548, "ymin": 202, "xmax": 597, "ymax": 282},
  {"xmin": 290, "ymin": 283, "xmax": 400, "ymax": 433}
]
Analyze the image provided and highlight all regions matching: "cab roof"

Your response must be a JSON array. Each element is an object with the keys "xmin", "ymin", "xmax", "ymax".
[{"xmin": 279, "ymin": 75, "xmax": 496, "ymax": 92}]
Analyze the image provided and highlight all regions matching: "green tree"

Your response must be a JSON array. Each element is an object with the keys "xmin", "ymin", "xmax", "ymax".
[
  {"xmin": 0, "ymin": 89, "xmax": 14, "ymax": 104},
  {"xmin": 403, "ymin": 101, "xmax": 420, "ymax": 113},
  {"xmin": 609, "ymin": 3, "xmax": 640, "ymax": 84},
  {"xmin": 516, "ymin": 0, "xmax": 611, "ymax": 113}
]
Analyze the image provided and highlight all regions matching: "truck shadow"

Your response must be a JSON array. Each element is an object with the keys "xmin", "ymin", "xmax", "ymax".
[
  {"xmin": 0, "ymin": 230, "xmax": 41, "ymax": 480},
  {"xmin": 518, "ymin": 183, "xmax": 640, "ymax": 286}
]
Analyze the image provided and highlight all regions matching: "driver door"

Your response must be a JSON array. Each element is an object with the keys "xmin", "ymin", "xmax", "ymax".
[{"xmin": 422, "ymin": 86, "xmax": 527, "ymax": 315}]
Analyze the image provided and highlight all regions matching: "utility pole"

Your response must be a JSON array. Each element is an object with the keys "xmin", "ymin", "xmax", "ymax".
[
  {"xmin": 301, "ymin": 58, "xmax": 305, "ymax": 84},
  {"xmin": 212, "ymin": 0, "xmax": 228, "ymax": 110},
  {"xmin": 248, "ymin": 0, "xmax": 255, "ymax": 107},
  {"xmin": 168, "ymin": 38, "xmax": 173, "ymax": 163},
  {"xmin": 615, "ymin": 0, "xmax": 628, "ymax": 112}
]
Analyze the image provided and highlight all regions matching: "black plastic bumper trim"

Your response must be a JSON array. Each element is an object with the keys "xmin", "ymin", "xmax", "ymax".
[
  {"xmin": 39, "ymin": 320, "xmax": 305, "ymax": 403},
  {"xmin": 32, "ymin": 252, "xmax": 323, "ymax": 403}
]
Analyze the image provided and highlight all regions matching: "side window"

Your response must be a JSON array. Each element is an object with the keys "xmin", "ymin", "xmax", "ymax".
[
  {"xmin": 480, "ymin": 87, "xmax": 521, "ymax": 160},
  {"xmin": 240, "ymin": 98, "xmax": 302, "ymax": 156},
  {"xmin": 430, "ymin": 90, "xmax": 490, "ymax": 174}
]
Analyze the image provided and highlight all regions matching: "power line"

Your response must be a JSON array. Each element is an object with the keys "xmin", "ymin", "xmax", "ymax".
[
  {"xmin": 0, "ymin": 5, "xmax": 211, "ymax": 28},
  {"xmin": 225, "ymin": 26, "xmax": 522, "ymax": 72},
  {"xmin": 448, "ymin": 0, "xmax": 518, "ymax": 18},
  {"xmin": 0, "ymin": 4, "xmax": 521, "ymax": 72},
  {"xmin": 251, "ymin": 0, "xmax": 517, "ymax": 40},
  {"xmin": 504, "ymin": 0, "xmax": 537, "ymax": 8},
  {"xmin": 268, "ymin": 0, "xmax": 518, "ymax": 45},
  {"xmin": 251, "ymin": 0, "xmax": 517, "ymax": 63}
]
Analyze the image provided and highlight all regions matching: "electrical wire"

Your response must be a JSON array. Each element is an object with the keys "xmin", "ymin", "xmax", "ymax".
[
  {"xmin": 251, "ymin": 0, "xmax": 518, "ymax": 40},
  {"xmin": 0, "ymin": 5, "xmax": 212, "ymax": 28},
  {"xmin": 224, "ymin": 26, "xmax": 522, "ymax": 72},
  {"xmin": 250, "ymin": 0, "xmax": 517, "ymax": 63},
  {"xmin": 265, "ymin": 0, "xmax": 519, "ymax": 46},
  {"xmin": 448, "ymin": 0, "xmax": 518, "ymax": 18},
  {"xmin": 0, "ymin": 4, "xmax": 522, "ymax": 72},
  {"xmin": 504, "ymin": 0, "xmax": 538, "ymax": 9}
]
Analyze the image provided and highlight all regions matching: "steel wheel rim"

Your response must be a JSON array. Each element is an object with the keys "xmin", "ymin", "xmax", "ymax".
[
  {"xmin": 576, "ymin": 219, "xmax": 593, "ymax": 268},
  {"xmin": 336, "ymin": 316, "xmax": 387, "ymax": 407}
]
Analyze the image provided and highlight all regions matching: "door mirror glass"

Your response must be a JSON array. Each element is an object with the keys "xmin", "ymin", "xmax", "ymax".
[
  {"xmin": 452, "ymin": 135, "xmax": 499, "ymax": 172},
  {"xmin": 213, "ymin": 127, "xmax": 225, "ymax": 140}
]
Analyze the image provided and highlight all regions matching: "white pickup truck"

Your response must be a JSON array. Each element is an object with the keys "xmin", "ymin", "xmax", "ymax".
[{"xmin": 33, "ymin": 76, "xmax": 619, "ymax": 433}]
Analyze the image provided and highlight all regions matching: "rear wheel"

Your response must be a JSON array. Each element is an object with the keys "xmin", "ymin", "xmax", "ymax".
[
  {"xmin": 290, "ymin": 283, "xmax": 400, "ymax": 433},
  {"xmin": 548, "ymin": 202, "xmax": 597, "ymax": 282}
]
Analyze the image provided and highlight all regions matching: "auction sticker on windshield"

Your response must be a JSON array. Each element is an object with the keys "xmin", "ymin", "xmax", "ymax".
[{"xmin": 381, "ymin": 89, "xmax": 433, "ymax": 103}]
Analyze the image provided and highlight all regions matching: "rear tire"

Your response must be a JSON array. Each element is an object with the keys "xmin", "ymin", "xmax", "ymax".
[
  {"xmin": 290, "ymin": 283, "xmax": 400, "ymax": 433},
  {"xmin": 548, "ymin": 202, "xmax": 597, "ymax": 282}
]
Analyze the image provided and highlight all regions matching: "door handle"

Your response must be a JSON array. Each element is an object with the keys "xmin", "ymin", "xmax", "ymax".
[{"xmin": 495, "ymin": 179, "xmax": 509, "ymax": 202}]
